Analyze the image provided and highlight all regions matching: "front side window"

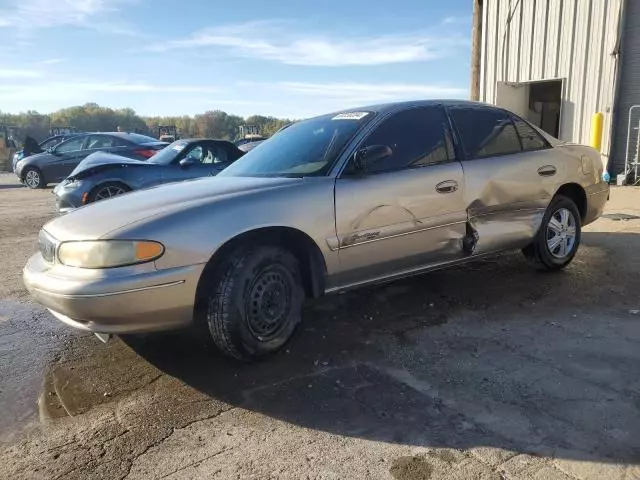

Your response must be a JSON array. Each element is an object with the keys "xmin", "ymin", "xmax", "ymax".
[
  {"xmin": 512, "ymin": 117, "xmax": 549, "ymax": 151},
  {"xmin": 202, "ymin": 144, "xmax": 227, "ymax": 164},
  {"xmin": 55, "ymin": 136, "xmax": 86, "ymax": 153},
  {"xmin": 359, "ymin": 106, "xmax": 452, "ymax": 174},
  {"xmin": 450, "ymin": 107, "xmax": 521, "ymax": 158}
]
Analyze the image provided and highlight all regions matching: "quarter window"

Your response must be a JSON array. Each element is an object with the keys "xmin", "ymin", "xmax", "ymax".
[
  {"xmin": 360, "ymin": 106, "xmax": 452, "ymax": 174},
  {"xmin": 450, "ymin": 107, "xmax": 522, "ymax": 158},
  {"xmin": 512, "ymin": 117, "xmax": 549, "ymax": 151}
]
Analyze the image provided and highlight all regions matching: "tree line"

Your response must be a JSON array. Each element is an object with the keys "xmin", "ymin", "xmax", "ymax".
[{"xmin": 0, "ymin": 103, "xmax": 293, "ymax": 142}]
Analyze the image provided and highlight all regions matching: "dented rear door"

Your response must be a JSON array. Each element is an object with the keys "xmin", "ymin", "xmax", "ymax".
[
  {"xmin": 332, "ymin": 106, "xmax": 468, "ymax": 289},
  {"xmin": 448, "ymin": 106, "xmax": 558, "ymax": 255}
]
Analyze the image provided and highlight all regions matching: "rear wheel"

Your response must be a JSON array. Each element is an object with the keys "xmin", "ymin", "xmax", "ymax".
[
  {"xmin": 89, "ymin": 182, "xmax": 130, "ymax": 203},
  {"xmin": 204, "ymin": 245, "xmax": 304, "ymax": 361},
  {"xmin": 23, "ymin": 167, "xmax": 45, "ymax": 189},
  {"xmin": 523, "ymin": 195, "xmax": 581, "ymax": 271}
]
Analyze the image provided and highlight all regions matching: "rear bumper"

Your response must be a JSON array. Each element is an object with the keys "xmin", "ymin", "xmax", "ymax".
[
  {"xmin": 584, "ymin": 181, "xmax": 610, "ymax": 226},
  {"xmin": 23, "ymin": 253, "xmax": 205, "ymax": 334}
]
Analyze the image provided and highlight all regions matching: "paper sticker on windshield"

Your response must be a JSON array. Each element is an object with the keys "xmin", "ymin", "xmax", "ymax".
[
  {"xmin": 332, "ymin": 112, "xmax": 370, "ymax": 121},
  {"xmin": 172, "ymin": 145, "xmax": 185, "ymax": 152}
]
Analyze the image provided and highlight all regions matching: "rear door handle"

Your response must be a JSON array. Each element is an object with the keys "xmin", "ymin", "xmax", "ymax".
[
  {"xmin": 435, "ymin": 180, "xmax": 458, "ymax": 194},
  {"xmin": 538, "ymin": 165, "xmax": 557, "ymax": 177}
]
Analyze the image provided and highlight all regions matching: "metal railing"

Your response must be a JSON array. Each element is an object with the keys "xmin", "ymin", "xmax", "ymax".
[{"xmin": 624, "ymin": 105, "xmax": 640, "ymax": 184}]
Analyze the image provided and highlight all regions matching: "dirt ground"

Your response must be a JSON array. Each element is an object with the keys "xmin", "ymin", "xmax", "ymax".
[{"xmin": 0, "ymin": 171, "xmax": 639, "ymax": 480}]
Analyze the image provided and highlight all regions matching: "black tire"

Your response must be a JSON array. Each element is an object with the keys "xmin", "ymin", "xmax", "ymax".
[
  {"xmin": 205, "ymin": 246, "xmax": 304, "ymax": 361},
  {"xmin": 22, "ymin": 167, "xmax": 45, "ymax": 189},
  {"xmin": 522, "ymin": 195, "xmax": 582, "ymax": 271},
  {"xmin": 88, "ymin": 182, "xmax": 131, "ymax": 203}
]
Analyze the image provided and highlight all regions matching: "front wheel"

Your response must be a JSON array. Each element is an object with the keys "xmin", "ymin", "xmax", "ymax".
[
  {"xmin": 205, "ymin": 246, "xmax": 304, "ymax": 361},
  {"xmin": 23, "ymin": 167, "xmax": 45, "ymax": 189},
  {"xmin": 89, "ymin": 182, "xmax": 130, "ymax": 203},
  {"xmin": 522, "ymin": 195, "xmax": 582, "ymax": 271}
]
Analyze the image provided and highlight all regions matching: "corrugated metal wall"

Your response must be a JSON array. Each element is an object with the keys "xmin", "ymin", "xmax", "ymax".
[
  {"xmin": 611, "ymin": 0, "xmax": 640, "ymax": 175},
  {"xmin": 480, "ymin": 0, "xmax": 623, "ymax": 167}
]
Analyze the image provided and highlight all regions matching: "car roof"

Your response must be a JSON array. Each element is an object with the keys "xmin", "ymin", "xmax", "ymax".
[{"xmin": 314, "ymin": 99, "xmax": 497, "ymax": 119}]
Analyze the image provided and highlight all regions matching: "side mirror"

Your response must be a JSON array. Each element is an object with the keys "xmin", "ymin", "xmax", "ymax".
[
  {"xmin": 179, "ymin": 157, "xmax": 196, "ymax": 168},
  {"xmin": 353, "ymin": 144, "xmax": 393, "ymax": 173}
]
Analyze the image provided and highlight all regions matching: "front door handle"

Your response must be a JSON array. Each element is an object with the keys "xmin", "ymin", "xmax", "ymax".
[
  {"xmin": 435, "ymin": 180, "xmax": 458, "ymax": 194},
  {"xmin": 538, "ymin": 165, "xmax": 557, "ymax": 177}
]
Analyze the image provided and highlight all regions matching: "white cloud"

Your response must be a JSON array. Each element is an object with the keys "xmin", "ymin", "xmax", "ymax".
[
  {"xmin": 257, "ymin": 81, "xmax": 467, "ymax": 103},
  {"xmin": 229, "ymin": 81, "xmax": 468, "ymax": 118},
  {"xmin": 0, "ymin": 81, "xmax": 222, "ymax": 97},
  {"xmin": 0, "ymin": 0, "xmax": 136, "ymax": 33},
  {"xmin": 151, "ymin": 21, "xmax": 466, "ymax": 67},
  {"xmin": 0, "ymin": 68, "xmax": 42, "ymax": 78},
  {"xmin": 442, "ymin": 15, "xmax": 472, "ymax": 25}
]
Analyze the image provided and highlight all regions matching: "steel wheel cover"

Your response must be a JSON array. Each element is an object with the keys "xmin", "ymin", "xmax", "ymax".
[{"xmin": 245, "ymin": 265, "xmax": 292, "ymax": 341}]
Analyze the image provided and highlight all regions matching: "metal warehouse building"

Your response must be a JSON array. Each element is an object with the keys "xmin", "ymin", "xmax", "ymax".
[{"xmin": 471, "ymin": 0, "xmax": 640, "ymax": 179}]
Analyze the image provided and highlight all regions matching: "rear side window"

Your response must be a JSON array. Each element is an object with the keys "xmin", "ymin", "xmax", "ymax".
[
  {"xmin": 85, "ymin": 135, "xmax": 130, "ymax": 149},
  {"xmin": 449, "ymin": 107, "xmax": 521, "ymax": 158},
  {"xmin": 512, "ymin": 117, "xmax": 549, "ymax": 151},
  {"xmin": 361, "ymin": 106, "xmax": 453, "ymax": 174}
]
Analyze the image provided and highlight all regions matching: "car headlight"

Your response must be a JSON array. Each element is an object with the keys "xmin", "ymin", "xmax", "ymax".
[
  {"xmin": 63, "ymin": 178, "xmax": 81, "ymax": 189},
  {"xmin": 57, "ymin": 240, "xmax": 164, "ymax": 268}
]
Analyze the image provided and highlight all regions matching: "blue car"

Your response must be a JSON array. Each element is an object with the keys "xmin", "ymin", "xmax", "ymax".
[
  {"xmin": 54, "ymin": 138, "xmax": 246, "ymax": 212},
  {"xmin": 12, "ymin": 133, "xmax": 80, "ymax": 172},
  {"xmin": 15, "ymin": 132, "xmax": 167, "ymax": 189}
]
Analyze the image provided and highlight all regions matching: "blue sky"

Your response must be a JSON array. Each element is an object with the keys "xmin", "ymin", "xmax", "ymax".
[{"xmin": 0, "ymin": 0, "xmax": 472, "ymax": 118}]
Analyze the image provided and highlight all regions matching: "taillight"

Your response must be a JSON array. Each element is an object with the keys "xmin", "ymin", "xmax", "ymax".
[{"xmin": 135, "ymin": 148, "xmax": 156, "ymax": 159}]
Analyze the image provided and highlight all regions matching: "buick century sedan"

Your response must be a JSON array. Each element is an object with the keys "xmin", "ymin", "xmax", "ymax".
[{"xmin": 24, "ymin": 100, "xmax": 609, "ymax": 360}]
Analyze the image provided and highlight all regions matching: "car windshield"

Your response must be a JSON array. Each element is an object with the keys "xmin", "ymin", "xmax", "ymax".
[
  {"xmin": 40, "ymin": 136, "xmax": 64, "ymax": 150},
  {"xmin": 148, "ymin": 140, "xmax": 187, "ymax": 165},
  {"xmin": 219, "ymin": 111, "xmax": 374, "ymax": 178}
]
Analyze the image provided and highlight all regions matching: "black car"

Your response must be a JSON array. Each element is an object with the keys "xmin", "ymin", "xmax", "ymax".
[
  {"xmin": 54, "ymin": 138, "xmax": 246, "ymax": 211},
  {"xmin": 14, "ymin": 132, "xmax": 167, "ymax": 189}
]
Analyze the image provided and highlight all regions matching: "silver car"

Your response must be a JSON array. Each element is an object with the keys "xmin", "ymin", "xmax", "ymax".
[{"xmin": 24, "ymin": 100, "xmax": 610, "ymax": 360}]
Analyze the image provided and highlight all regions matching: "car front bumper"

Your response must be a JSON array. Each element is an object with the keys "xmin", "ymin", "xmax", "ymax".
[
  {"xmin": 54, "ymin": 182, "xmax": 85, "ymax": 213},
  {"xmin": 23, "ymin": 253, "xmax": 205, "ymax": 334}
]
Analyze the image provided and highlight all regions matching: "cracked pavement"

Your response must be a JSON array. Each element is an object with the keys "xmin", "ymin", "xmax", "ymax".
[{"xmin": 0, "ymin": 173, "xmax": 639, "ymax": 479}]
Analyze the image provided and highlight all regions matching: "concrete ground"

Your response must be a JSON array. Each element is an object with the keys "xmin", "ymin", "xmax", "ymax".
[{"xmin": 0, "ymin": 172, "xmax": 639, "ymax": 480}]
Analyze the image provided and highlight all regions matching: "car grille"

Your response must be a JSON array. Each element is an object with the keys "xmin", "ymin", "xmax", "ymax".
[{"xmin": 38, "ymin": 229, "xmax": 57, "ymax": 263}]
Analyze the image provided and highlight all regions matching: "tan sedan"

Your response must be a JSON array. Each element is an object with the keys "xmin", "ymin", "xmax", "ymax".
[{"xmin": 24, "ymin": 100, "xmax": 609, "ymax": 360}]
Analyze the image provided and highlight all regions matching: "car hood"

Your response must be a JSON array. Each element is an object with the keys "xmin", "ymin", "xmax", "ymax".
[
  {"xmin": 20, "ymin": 151, "xmax": 54, "ymax": 165},
  {"xmin": 44, "ymin": 176, "xmax": 303, "ymax": 241},
  {"xmin": 69, "ymin": 152, "xmax": 147, "ymax": 177}
]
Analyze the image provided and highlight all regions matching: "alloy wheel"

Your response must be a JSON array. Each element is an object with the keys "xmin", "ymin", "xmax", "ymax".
[
  {"xmin": 546, "ymin": 207, "xmax": 577, "ymax": 259},
  {"xmin": 94, "ymin": 185, "xmax": 126, "ymax": 200},
  {"xmin": 24, "ymin": 170, "xmax": 40, "ymax": 188}
]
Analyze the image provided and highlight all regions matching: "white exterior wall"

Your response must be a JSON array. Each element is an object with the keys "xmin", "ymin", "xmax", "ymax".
[{"xmin": 480, "ymin": 0, "xmax": 624, "ymax": 164}]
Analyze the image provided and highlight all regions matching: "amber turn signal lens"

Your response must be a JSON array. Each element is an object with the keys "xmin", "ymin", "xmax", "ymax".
[{"xmin": 135, "ymin": 241, "xmax": 164, "ymax": 261}]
